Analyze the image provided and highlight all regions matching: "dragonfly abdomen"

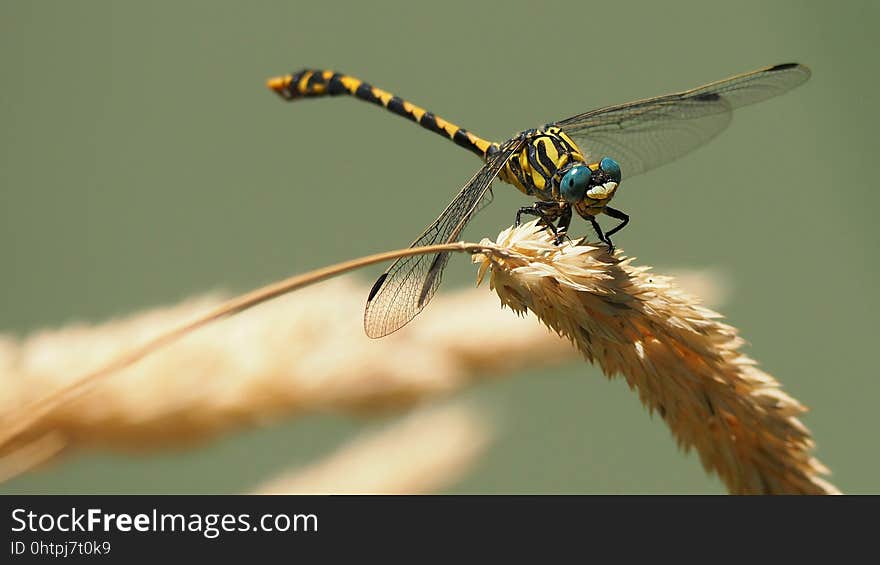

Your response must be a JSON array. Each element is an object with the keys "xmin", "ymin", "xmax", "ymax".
[{"xmin": 267, "ymin": 69, "xmax": 497, "ymax": 159}]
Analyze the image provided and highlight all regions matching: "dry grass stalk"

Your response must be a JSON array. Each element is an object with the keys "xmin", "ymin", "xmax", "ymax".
[
  {"xmin": 0, "ymin": 277, "xmax": 571, "ymax": 478},
  {"xmin": 0, "ymin": 218, "xmax": 823, "ymax": 494},
  {"xmin": 0, "ymin": 243, "xmax": 487, "ymax": 458},
  {"xmin": 473, "ymin": 221, "xmax": 838, "ymax": 494},
  {"xmin": 253, "ymin": 401, "xmax": 491, "ymax": 494},
  {"xmin": 0, "ymin": 432, "xmax": 66, "ymax": 484}
]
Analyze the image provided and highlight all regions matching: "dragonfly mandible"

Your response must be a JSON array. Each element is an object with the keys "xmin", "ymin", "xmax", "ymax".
[{"xmin": 267, "ymin": 63, "xmax": 810, "ymax": 338}]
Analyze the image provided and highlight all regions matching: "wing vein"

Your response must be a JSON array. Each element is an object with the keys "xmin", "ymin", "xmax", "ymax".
[{"xmin": 363, "ymin": 138, "xmax": 524, "ymax": 338}]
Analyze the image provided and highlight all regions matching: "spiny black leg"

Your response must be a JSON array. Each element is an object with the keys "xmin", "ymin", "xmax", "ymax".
[
  {"xmin": 515, "ymin": 206, "xmax": 537, "ymax": 227},
  {"xmin": 554, "ymin": 205, "xmax": 572, "ymax": 245},
  {"xmin": 605, "ymin": 206, "xmax": 629, "ymax": 238},
  {"xmin": 588, "ymin": 215, "xmax": 614, "ymax": 253},
  {"xmin": 514, "ymin": 203, "xmax": 559, "ymax": 238}
]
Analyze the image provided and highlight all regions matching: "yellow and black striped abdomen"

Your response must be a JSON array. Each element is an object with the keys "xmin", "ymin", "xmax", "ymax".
[
  {"xmin": 498, "ymin": 127, "xmax": 586, "ymax": 200},
  {"xmin": 268, "ymin": 69, "xmax": 496, "ymax": 159}
]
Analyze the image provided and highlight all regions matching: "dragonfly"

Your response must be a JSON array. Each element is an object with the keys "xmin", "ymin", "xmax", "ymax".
[{"xmin": 267, "ymin": 63, "xmax": 810, "ymax": 338}]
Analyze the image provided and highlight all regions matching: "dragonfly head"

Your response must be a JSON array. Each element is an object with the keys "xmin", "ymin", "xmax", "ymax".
[{"xmin": 559, "ymin": 157, "xmax": 622, "ymax": 203}]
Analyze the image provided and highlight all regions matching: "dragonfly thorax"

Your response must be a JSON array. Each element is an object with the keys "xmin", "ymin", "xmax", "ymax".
[
  {"xmin": 497, "ymin": 126, "xmax": 622, "ymax": 215},
  {"xmin": 497, "ymin": 127, "xmax": 585, "ymax": 199}
]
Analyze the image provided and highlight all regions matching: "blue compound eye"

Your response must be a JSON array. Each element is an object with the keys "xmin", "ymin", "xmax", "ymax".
[
  {"xmin": 600, "ymin": 157, "xmax": 622, "ymax": 183},
  {"xmin": 559, "ymin": 165, "xmax": 592, "ymax": 203}
]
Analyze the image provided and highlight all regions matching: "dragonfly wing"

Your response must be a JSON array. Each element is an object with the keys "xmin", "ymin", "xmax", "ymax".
[
  {"xmin": 555, "ymin": 63, "xmax": 811, "ymax": 178},
  {"xmin": 363, "ymin": 138, "xmax": 524, "ymax": 338}
]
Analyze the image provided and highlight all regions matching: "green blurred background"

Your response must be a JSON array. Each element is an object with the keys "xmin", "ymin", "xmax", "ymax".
[{"xmin": 2, "ymin": 1, "xmax": 877, "ymax": 494}]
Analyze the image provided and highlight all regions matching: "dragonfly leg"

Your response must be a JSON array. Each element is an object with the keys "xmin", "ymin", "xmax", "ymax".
[
  {"xmin": 604, "ymin": 206, "xmax": 630, "ymax": 238},
  {"xmin": 587, "ymin": 215, "xmax": 614, "ymax": 253},
  {"xmin": 554, "ymin": 205, "xmax": 572, "ymax": 245},
  {"xmin": 515, "ymin": 201, "xmax": 560, "ymax": 239}
]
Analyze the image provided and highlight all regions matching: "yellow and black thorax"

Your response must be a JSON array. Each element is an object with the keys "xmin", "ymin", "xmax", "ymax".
[{"xmin": 496, "ymin": 126, "xmax": 586, "ymax": 202}]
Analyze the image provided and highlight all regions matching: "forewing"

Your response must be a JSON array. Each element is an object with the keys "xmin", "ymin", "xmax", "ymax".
[
  {"xmin": 363, "ymin": 138, "xmax": 523, "ymax": 338},
  {"xmin": 555, "ymin": 63, "xmax": 811, "ymax": 177}
]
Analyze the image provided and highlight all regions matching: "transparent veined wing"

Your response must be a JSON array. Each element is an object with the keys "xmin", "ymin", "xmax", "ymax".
[
  {"xmin": 554, "ymin": 63, "xmax": 811, "ymax": 178},
  {"xmin": 363, "ymin": 137, "xmax": 525, "ymax": 338}
]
